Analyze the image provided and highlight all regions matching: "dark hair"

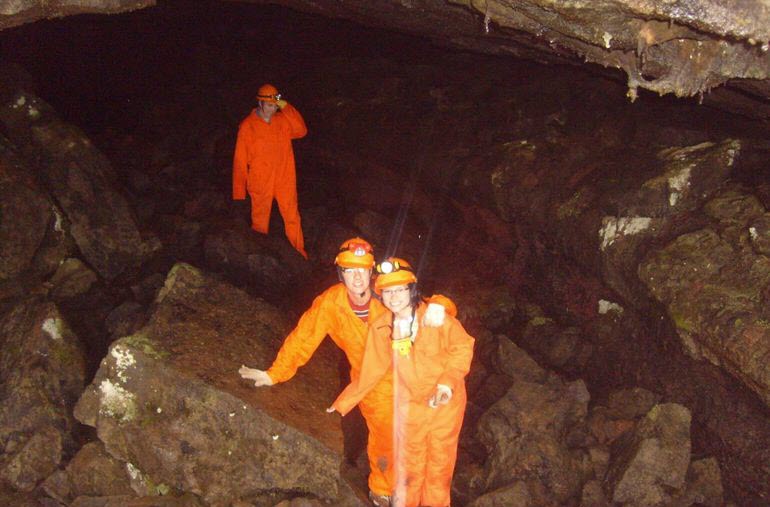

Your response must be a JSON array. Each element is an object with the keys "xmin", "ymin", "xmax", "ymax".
[{"xmin": 408, "ymin": 283, "xmax": 421, "ymax": 307}]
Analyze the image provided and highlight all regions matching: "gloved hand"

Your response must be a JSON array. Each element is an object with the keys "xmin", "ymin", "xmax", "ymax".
[
  {"xmin": 326, "ymin": 406, "xmax": 337, "ymax": 413},
  {"xmin": 239, "ymin": 365, "xmax": 273, "ymax": 387},
  {"xmin": 276, "ymin": 99, "xmax": 288, "ymax": 109},
  {"xmin": 422, "ymin": 302, "xmax": 446, "ymax": 328},
  {"xmin": 428, "ymin": 384, "xmax": 452, "ymax": 408}
]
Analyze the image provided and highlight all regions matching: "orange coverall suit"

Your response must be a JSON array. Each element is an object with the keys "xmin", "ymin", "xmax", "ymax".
[
  {"xmin": 265, "ymin": 283, "xmax": 395, "ymax": 496},
  {"xmin": 232, "ymin": 103, "xmax": 308, "ymax": 258},
  {"xmin": 332, "ymin": 303, "xmax": 475, "ymax": 507}
]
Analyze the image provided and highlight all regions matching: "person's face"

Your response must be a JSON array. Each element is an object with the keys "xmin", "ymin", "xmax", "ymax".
[
  {"xmin": 258, "ymin": 101, "xmax": 279, "ymax": 120},
  {"xmin": 341, "ymin": 267, "xmax": 372, "ymax": 298},
  {"xmin": 381, "ymin": 284, "xmax": 412, "ymax": 317}
]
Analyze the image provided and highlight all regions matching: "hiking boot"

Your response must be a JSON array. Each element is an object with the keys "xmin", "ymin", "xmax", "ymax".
[{"xmin": 368, "ymin": 490, "xmax": 391, "ymax": 507}]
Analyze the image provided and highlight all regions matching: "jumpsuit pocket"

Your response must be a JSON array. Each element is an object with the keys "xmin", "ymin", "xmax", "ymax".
[{"xmin": 416, "ymin": 334, "xmax": 443, "ymax": 357}]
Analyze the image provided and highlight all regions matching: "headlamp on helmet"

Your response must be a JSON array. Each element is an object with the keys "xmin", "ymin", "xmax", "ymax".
[
  {"xmin": 256, "ymin": 84, "xmax": 281, "ymax": 104},
  {"xmin": 335, "ymin": 237, "xmax": 375, "ymax": 269},
  {"xmin": 377, "ymin": 259, "xmax": 400, "ymax": 274},
  {"xmin": 374, "ymin": 257, "xmax": 417, "ymax": 294}
]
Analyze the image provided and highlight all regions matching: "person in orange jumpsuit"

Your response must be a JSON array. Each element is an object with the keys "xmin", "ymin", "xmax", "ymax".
[
  {"xmin": 233, "ymin": 83, "xmax": 308, "ymax": 258},
  {"xmin": 329, "ymin": 257, "xmax": 474, "ymax": 507},
  {"xmin": 239, "ymin": 239, "xmax": 456, "ymax": 506}
]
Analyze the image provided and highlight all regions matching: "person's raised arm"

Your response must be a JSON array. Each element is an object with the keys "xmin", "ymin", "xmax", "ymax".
[{"xmin": 279, "ymin": 102, "xmax": 308, "ymax": 139}]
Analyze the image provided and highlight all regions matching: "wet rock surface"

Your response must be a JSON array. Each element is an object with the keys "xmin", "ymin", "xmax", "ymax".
[
  {"xmin": 0, "ymin": 298, "xmax": 86, "ymax": 491},
  {"xmin": 0, "ymin": 86, "xmax": 152, "ymax": 281},
  {"xmin": 7, "ymin": 0, "xmax": 770, "ymax": 116},
  {"xmin": 74, "ymin": 263, "xmax": 357, "ymax": 505}
]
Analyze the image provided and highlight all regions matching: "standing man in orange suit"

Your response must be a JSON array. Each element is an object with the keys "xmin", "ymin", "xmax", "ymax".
[{"xmin": 233, "ymin": 83, "xmax": 308, "ymax": 258}]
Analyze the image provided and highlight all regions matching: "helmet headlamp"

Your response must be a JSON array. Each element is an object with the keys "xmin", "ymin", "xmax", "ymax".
[
  {"xmin": 378, "ymin": 260, "xmax": 396, "ymax": 274},
  {"xmin": 335, "ymin": 237, "xmax": 375, "ymax": 269}
]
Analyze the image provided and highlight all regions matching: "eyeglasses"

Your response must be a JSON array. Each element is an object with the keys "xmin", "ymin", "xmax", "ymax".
[
  {"xmin": 341, "ymin": 267, "xmax": 368, "ymax": 275},
  {"xmin": 381, "ymin": 286, "xmax": 410, "ymax": 296}
]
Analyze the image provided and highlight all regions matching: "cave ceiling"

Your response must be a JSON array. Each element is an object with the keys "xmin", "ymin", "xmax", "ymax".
[{"xmin": 2, "ymin": 0, "xmax": 770, "ymax": 119}]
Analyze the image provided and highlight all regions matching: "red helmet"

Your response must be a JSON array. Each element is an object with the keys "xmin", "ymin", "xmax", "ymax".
[
  {"xmin": 256, "ymin": 83, "xmax": 280, "ymax": 104},
  {"xmin": 374, "ymin": 257, "xmax": 417, "ymax": 294},
  {"xmin": 335, "ymin": 237, "xmax": 375, "ymax": 269}
]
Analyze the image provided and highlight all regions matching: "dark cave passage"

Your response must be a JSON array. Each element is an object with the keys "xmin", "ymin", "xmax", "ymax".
[{"xmin": 1, "ymin": 1, "xmax": 769, "ymax": 506}]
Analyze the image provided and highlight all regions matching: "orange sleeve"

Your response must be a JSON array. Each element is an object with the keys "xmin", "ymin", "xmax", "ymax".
[
  {"xmin": 280, "ymin": 103, "xmax": 308, "ymax": 139},
  {"xmin": 232, "ymin": 120, "xmax": 250, "ymax": 199},
  {"xmin": 266, "ymin": 293, "xmax": 334, "ymax": 384},
  {"xmin": 332, "ymin": 322, "xmax": 392, "ymax": 416},
  {"xmin": 425, "ymin": 294, "xmax": 458, "ymax": 318},
  {"xmin": 436, "ymin": 318, "xmax": 475, "ymax": 393}
]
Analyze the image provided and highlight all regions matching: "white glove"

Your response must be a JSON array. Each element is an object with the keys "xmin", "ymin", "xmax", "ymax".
[
  {"xmin": 239, "ymin": 365, "xmax": 273, "ymax": 387},
  {"xmin": 326, "ymin": 406, "xmax": 337, "ymax": 413},
  {"xmin": 422, "ymin": 302, "xmax": 446, "ymax": 328},
  {"xmin": 428, "ymin": 384, "xmax": 452, "ymax": 408}
]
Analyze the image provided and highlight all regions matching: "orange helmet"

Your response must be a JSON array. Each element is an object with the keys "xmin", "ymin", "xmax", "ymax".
[
  {"xmin": 374, "ymin": 257, "xmax": 417, "ymax": 294},
  {"xmin": 335, "ymin": 237, "xmax": 375, "ymax": 269},
  {"xmin": 256, "ymin": 83, "xmax": 280, "ymax": 104}
]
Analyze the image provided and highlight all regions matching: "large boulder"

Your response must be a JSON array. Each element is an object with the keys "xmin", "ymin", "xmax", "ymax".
[
  {"xmin": 74, "ymin": 263, "xmax": 362, "ymax": 506},
  {"xmin": 596, "ymin": 140, "xmax": 739, "ymax": 308},
  {"xmin": 639, "ymin": 188, "xmax": 770, "ymax": 407},
  {"xmin": 0, "ymin": 298, "xmax": 86, "ymax": 491},
  {"xmin": 476, "ymin": 343, "xmax": 591, "ymax": 504},
  {"xmin": 604, "ymin": 403, "xmax": 692, "ymax": 506},
  {"xmin": 202, "ymin": 219, "xmax": 311, "ymax": 299},
  {"xmin": 0, "ymin": 136, "xmax": 53, "ymax": 282},
  {"xmin": 0, "ymin": 88, "xmax": 152, "ymax": 280}
]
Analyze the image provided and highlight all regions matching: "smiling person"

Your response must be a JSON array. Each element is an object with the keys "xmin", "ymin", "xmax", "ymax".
[
  {"xmin": 328, "ymin": 257, "xmax": 475, "ymax": 507},
  {"xmin": 239, "ymin": 239, "xmax": 453, "ymax": 506}
]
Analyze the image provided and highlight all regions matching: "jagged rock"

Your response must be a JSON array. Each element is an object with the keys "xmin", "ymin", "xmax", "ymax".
[
  {"xmin": 604, "ymin": 403, "xmax": 692, "ymax": 506},
  {"xmin": 104, "ymin": 301, "xmax": 146, "ymax": 340},
  {"xmin": 596, "ymin": 140, "xmax": 739, "ymax": 307},
  {"xmin": 0, "ymin": 298, "xmax": 86, "ymax": 491},
  {"xmin": 491, "ymin": 335, "xmax": 548, "ymax": 383},
  {"xmin": 0, "ymin": 484, "xmax": 52, "ymax": 506},
  {"xmin": 74, "ymin": 263, "xmax": 360, "ymax": 505},
  {"xmin": 69, "ymin": 493, "xmax": 204, "ymax": 507},
  {"xmin": 273, "ymin": 498, "xmax": 326, "ymax": 507},
  {"xmin": 518, "ymin": 315, "xmax": 592, "ymax": 374},
  {"xmin": 749, "ymin": 213, "xmax": 770, "ymax": 255},
  {"xmin": 672, "ymin": 457, "xmax": 724, "ymax": 507},
  {"xmin": 48, "ymin": 258, "xmax": 98, "ymax": 301},
  {"xmin": 606, "ymin": 387, "xmax": 661, "ymax": 420},
  {"xmin": 586, "ymin": 407, "xmax": 635, "ymax": 447},
  {"xmin": 476, "ymin": 371, "xmax": 591, "ymax": 503},
  {"xmin": 639, "ymin": 188, "xmax": 770, "ymax": 407},
  {"xmin": 0, "ymin": 89, "xmax": 151, "ymax": 280},
  {"xmin": 0, "ymin": 0, "xmax": 153, "ymax": 30},
  {"xmin": 202, "ymin": 220, "xmax": 311, "ymax": 297},
  {"xmin": 130, "ymin": 273, "xmax": 166, "ymax": 305},
  {"xmin": 0, "ymin": 135, "xmax": 57, "ymax": 282},
  {"xmin": 580, "ymin": 479, "xmax": 609, "ymax": 507},
  {"xmin": 466, "ymin": 480, "xmax": 532, "ymax": 507},
  {"xmin": 586, "ymin": 447, "xmax": 611, "ymax": 482},
  {"xmin": 42, "ymin": 441, "xmax": 134, "ymax": 503}
]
